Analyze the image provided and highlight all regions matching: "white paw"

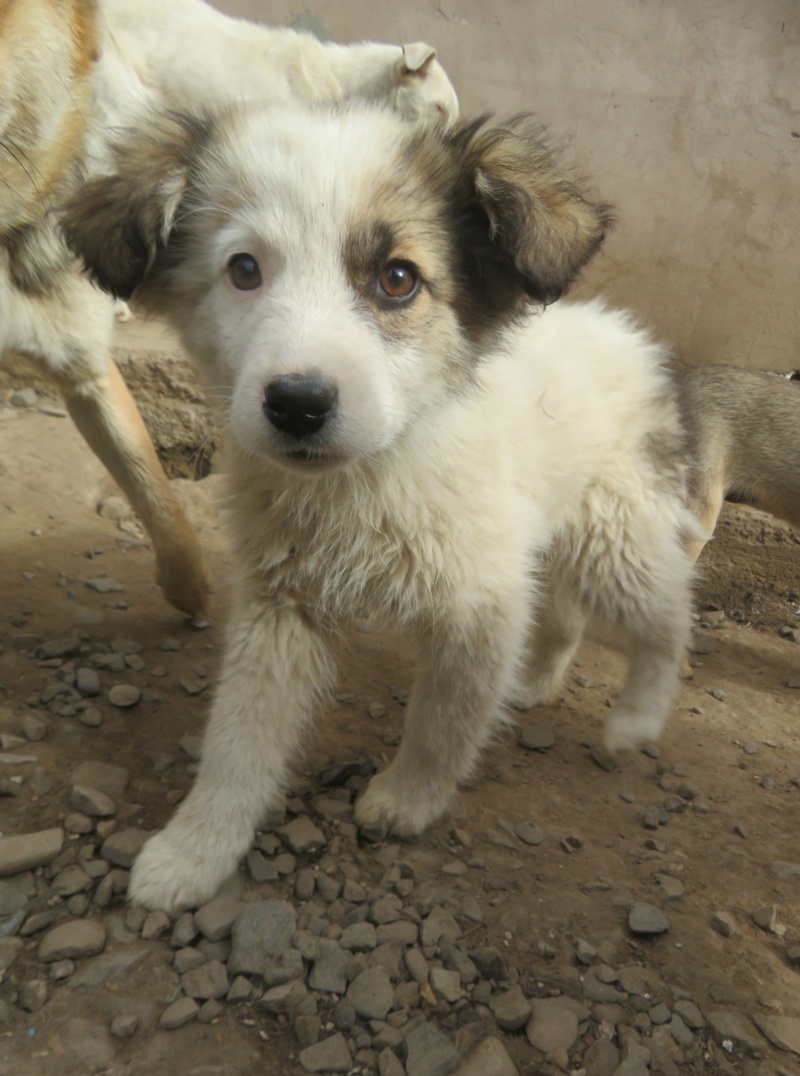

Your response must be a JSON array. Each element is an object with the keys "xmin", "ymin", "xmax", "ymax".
[
  {"xmin": 604, "ymin": 709, "xmax": 665, "ymax": 755},
  {"xmin": 505, "ymin": 673, "xmax": 556, "ymax": 711},
  {"xmin": 129, "ymin": 828, "xmax": 235, "ymax": 914},
  {"xmin": 354, "ymin": 771, "xmax": 453, "ymax": 838}
]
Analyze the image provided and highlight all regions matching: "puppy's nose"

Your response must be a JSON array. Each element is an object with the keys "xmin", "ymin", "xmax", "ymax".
[{"xmin": 263, "ymin": 375, "xmax": 338, "ymax": 439}]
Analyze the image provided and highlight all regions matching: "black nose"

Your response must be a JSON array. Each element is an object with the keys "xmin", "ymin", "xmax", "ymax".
[{"xmin": 263, "ymin": 375, "xmax": 339, "ymax": 440}]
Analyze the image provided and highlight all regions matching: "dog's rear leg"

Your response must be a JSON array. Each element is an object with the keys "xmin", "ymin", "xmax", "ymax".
[
  {"xmin": 680, "ymin": 481, "xmax": 724, "ymax": 678},
  {"xmin": 355, "ymin": 591, "xmax": 529, "ymax": 837},
  {"xmin": 130, "ymin": 595, "xmax": 335, "ymax": 912},
  {"xmin": 508, "ymin": 588, "xmax": 586, "ymax": 709},
  {"xmin": 57, "ymin": 354, "xmax": 211, "ymax": 618}
]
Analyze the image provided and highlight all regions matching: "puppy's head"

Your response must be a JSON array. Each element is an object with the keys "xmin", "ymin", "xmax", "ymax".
[{"xmin": 63, "ymin": 105, "xmax": 611, "ymax": 471}]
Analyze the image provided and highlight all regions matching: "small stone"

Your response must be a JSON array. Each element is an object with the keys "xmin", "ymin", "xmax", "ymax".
[
  {"xmin": 0, "ymin": 827, "xmax": 63, "ymax": 876},
  {"xmin": 734, "ymin": 822, "xmax": 749, "ymax": 839},
  {"xmin": 197, "ymin": 998, "xmax": 224, "ymax": 1023},
  {"xmin": 430, "ymin": 966, "xmax": 462, "ymax": 1003},
  {"xmin": 706, "ymin": 1010, "xmax": 764, "ymax": 1053},
  {"xmin": 404, "ymin": 948, "xmax": 429, "ymax": 983},
  {"xmin": 514, "ymin": 821, "xmax": 544, "ymax": 846},
  {"xmin": 101, "ymin": 828, "xmax": 147, "ymax": 868},
  {"xmin": 108, "ymin": 684, "xmax": 141, "ymax": 708},
  {"xmin": 70, "ymin": 784, "xmax": 116, "ymax": 817},
  {"xmin": 590, "ymin": 745, "xmax": 619, "ymax": 772},
  {"xmin": 309, "ymin": 938, "xmax": 349, "ymax": 994},
  {"xmin": 489, "ymin": 984, "xmax": 531, "ymax": 1030},
  {"xmin": 751, "ymin": 905, "xmax": 778, "ymax": 932},
  {"xmin": 670, "ymin": 1012, "xmax": 694, "ymax": 1046},
  {"xmin": 526, "ymin": 997, "xmax": 579, "ymax": 1056},
  {"xmin": 159, "ymin": 996, "xmax": 199, "ymax": 1029},
  {"xmin": 298, "ymin": 1032, "xmax": 353, "ymax": 1073},
  {"xmin": 688, "ymin": 633, "xmax": 714, "ymax": 654},
  {"xmin": 655, "ymin": 874, "xmax": 684, "ymax": 900},
  {"xmin": 378, "ymin": 1046, "xmax": 406, "ymax": 1076},
  {"xmin": 21, "ymin": 713, "xmax": 50, "ymax": 742},
  {"xmin": 518, "ymin": 722, "xmax": 555, "ymax": 751},
  {"xmin": 52, "ymin": 865, "xmax": 93, "ymax": 897},
  {"xmin": 453, "ymin": 1037, "xmax": 517, "ymax": 1076},
  {"xmin": 141, "ymin": 910, "xmax": 171, "ymax": 940},
  {"xmin": 628, "ymin": 903, "xmax": 669, "ymax": 935},
  {"xmin": 277, "ymin": 817, "xmax": 327, "ymax": 854},
  {"xmin": 347, "ymin": 966, "xmax": 394, "ymax": 1020},
  {"xmin": 753, "ymin": 1014, "xmax": 800, "ymax": 1056},
  {"xmin": 182, "ymin": 959, "xmax": 229, "ymax": 999},
  {"xmin": 76, "ymin": 668, "xmax": 101, "ymax": 696},
  {"xmin": 228, "ymin": 899, "xmax": 297, "ymax": 974},
  {"xmin": 39, "ymin": 919, "xmax": 106, "ymax": 961},
  {"xmin": 194, "ymin": 896, "xmax": 244, "ymax": 942},
  {"xmin": 36, "ymin": 637, "xmax": 82, "ymax": 660},
  {"xmin": 769, "ymin": 861, "xmax": 800, "ymax": 881},
  {"xmin": 69, "ymin": 948, "xmax": 149, "ymax": 987},
  {"xmin": 295, "ymin": 1013, "xmax": 321, "ymax": 1049},
  {"xmin": 78, "ymin": 708, "xmax": 103, "ymax": 728},
  {"xmin": 259, "ymin": 978, "xmax": 308, "ymax": 1013},
  {"xmin": 368, "ymin": 703, "xmax": 388, "ymax": 719},
  {"xmin": 469, "ymin": 946, "xmax": 508, "ymax": 981},
  {"xmin": 403, "ymin": 1021, "xmax": 460, "ymax": 1076},
  {"xmin": 19, "ymin": 979, "xmax": 48, "ymax": 1011},
  {"xmin": 110, "ymin": 1014, "xmax": 139, "ymax": 1039},
  {"xmin": 10, "ymin": 387, "xmax": 38, "ymax": 408},
  {"xmin": 650, "ymin": 1001, "xmax": 671, "ymax": 1024},
  {"xmin": 583, "ymin": 1039, "xmax": 621, "ymax": 1076},
  {"xmin": 341, "ymin": 921, "xmax": 377, "ymax": 951},
  {"xmin": 86, "ymin": 577, "xmax": 125, "ymax": 594}
]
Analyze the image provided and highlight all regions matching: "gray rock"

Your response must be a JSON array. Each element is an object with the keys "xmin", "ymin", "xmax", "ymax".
[
  {"xmin": 86, "ymin": 577, "xmax": 125, "ymax": 594},
  {"xmin": 430, "ymin": 966, "xmax": 462, "ymax": 1003},
  {"xmin": 0, "ymin": 937, "xmax": 23, "ymax": 976},
  {"xmin": 650, "ymin": 1001, "xmax": 671, "ymax": 1024},
  {"xmin": 347, "ymin": 966, "xmax": 394, "ymax": 1019},
  {"xmin": 769, "ymin": 861, "xmax": 800, "ymax": 881},
  {"xmin": 711, "ymin": 910, "xmax": 736, "ymax": 937},
  {"xmin": 370, "ymin": 895, "xmax": 402, "ymax": 924},
  {"xmin": 421, "ymin": 905, "xmax": 460, "ymax": 946},
  {"xmin": 173, "ymin": 947, "xmax": 206, "ymax": 975},
  {"xmin": 181, "ymin": 959, "xmax": 229, "ymax": 999},
  {"xmin": 19, "ymin": 979, "xmax": 48, "ymax": 1011},
  {"xmin": 159, "ymin": 996, "xmax": 199, "ymax": 1029},
  {"xmin": 309, "ymin": 938, "xmax": 349, "ymax": 994},
  {"xmin": 39, "ymin": 919, "xmax": 107, "ymax": 961},
  {"xmin": 706, "ymin": 1010, "xmax": 764, "ymax": 1053},
  {"xmin": 526, "ymin": 998, "xmax": 579, "ymax": 1055},
  {"xmin": 673, "ymin": 999, "xmax": 703, "ymax": 1029},
  {"xmin": 294, "ymin": 1013, "xmax": 321, "ymax": 1048},
  {"xmin": 378, "ymin": 1046, "xmax": 407, "ymax": 1076},
  {"xmin": 101, "ymin": 828, "xmax": 147, "ymax": 868},
  {"xmin": 70, "ymin": 784, "xmax": 116, "ymax": 817},
  {"xmin": 259, "ymin": 978, "xmax": 308, "ymax": 1013},
  {"xmin": 298, "ymin": 1032, "xmax": 353, "ymax": 1073},
  {"xmin": 110, "ymin": 1014, "xmax": 139, "ymax": 1039},
  {"xmin": 582, "ymin": 967, "xmax": 625, "ymax": 1003},
  {"xmin": 0, "ymin": 827, "xmax": 63, "ymax": 876},
  {"xmin": 52, "ymin": 865, "xmax": 93, "ymax": 896},
  {"xmin": 36, "ymin": 637, "xmax": 81, "ymax": 659},
  {"xmin": 21, "ymin": 713, "xmax": 50, "ymax": 742},
  {"xmin": 58, "ymin": 1018, "xmax": 116, "ymax": 1074},
  {"xmin": 518, "ymin": 722, "xmax": 555, "ymax": 751},
  {"xmin": 655, "ymin": 874, "xmax": 684, "ymax": 900},
  {"xmin": 73, "ymin": 762, "xmax": 128, "ymax": 801},
  {"xmin": 405, "ymin": 947, "xmax": 429, "ymax": 984},
  {"xmin": 171, "ymin": 912, "xmax": 198, "ymax": 948},
  {"xmin": 194, "ymin": 896, "xmax": 244, "ymax": 942},
  {"xmin": 246, "ymin": 850, "xmax": 279, "ymax": 884},
  {"xmin": 76, "ymin": 668, "xmax": 101, "ymax": 696},
  {"xmin": 340, "ymin": 921, "xmax": 377, "ymax": 951},
  {"xmin": 469, "ymin": 946, "xmax": 508, "ymax": 980},
  {"xmin": 514, "ymin": 821, "xmax": 544, "ymax": 846},
  {"xmin": 228, "ymin": 900, "xmax": 297, "ymax": 974},
  {"xmin": 70, "ymin": 948, "xmax": 149, "ymax": 987},
  {"xmin": 751, "ymin": 905, "xmax": 778, "ymax": 932},
  {"xmin": 670, "ymin": 1012, "xmax": 694, "ymax": 1046},
  {"xmin": 108, "ymin": 684, "xmax": 141, "ymax": 708},
  {"xmin": 583, "ymin": 1039, "xmax": 620, "ymax": 1076},
  {"xmin": 753, "ymin": 1014, "xmax": 800, "ymax": 1056},
  {"xmin": 11, "ymin": 387, "xmax": 38, "ymax": 408},
  {"xmin": 453, "ymin": 1036, "xmax": 518, "ymax": 1076},
  {"xmin": 227, "ymin": 975, "xmax": 254, "ymax": 1003},
  {"xmin": 277, "ymin": 817, "xmax": 326, "ymax": 854},
  {"xmin": 628, "ymin": 902, "xmax": 669, "ymax": 935},
  {"xmin": 377, "ymin": 920, "xmax": 418, "ymax": 947},
  {"xmin": 78, "ymin": 708, "xmax": 104, "ymax": 728},
  {"xmin": 404, "ymin": 1021, "xmax": 460, "ymax": 1076},
  {"xmin": 590, "ymin": 745, "xmax": 619, "ymax": 772},
  {"xmin": 489, "ymin": 984, "xmax": 531, "ymax": 1031},
  {"xmin": 0, "ymin": 881, "xmax": 27, "ymax": 918}
]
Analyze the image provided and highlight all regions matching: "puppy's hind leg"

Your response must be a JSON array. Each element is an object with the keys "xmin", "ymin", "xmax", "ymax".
[
  {"xmin": 56, "ymin": 350, "xmax": 211, "ymax": 619},
  {"xmin": 508, "ymin": 586, "xmax": 586, "ymax": 710},
  {"xmin": 355, "ymin": 589, "xmax": 530, "ymax": 837},
  {"xmin": 130, "ymin": 594, "xmax": 335, "ymax": 913}
]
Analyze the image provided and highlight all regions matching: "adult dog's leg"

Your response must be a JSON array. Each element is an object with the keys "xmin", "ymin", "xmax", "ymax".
[
  {"xmin": 508, "ymin": 587, "xmax": 586, "ymax": 710},
  {"xmin": 355, "ymin": 591, "xmax": 529, "ymax": 837},
  {"xmin": 130, "ymin": 595, "xmax": 335, "ymax": 913},
  {"xmin": 58, "ymin": 354, "xmax": 210, "ymax": 617}
]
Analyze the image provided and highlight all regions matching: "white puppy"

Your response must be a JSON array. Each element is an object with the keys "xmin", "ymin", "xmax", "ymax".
[{"xmin": 65, "ymin": 104, "xmax": 699, "ymax": 913}]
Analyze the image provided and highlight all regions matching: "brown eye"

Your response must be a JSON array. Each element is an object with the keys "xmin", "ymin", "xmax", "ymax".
[
  {"xmin": 226, "ymin": 253, "xmax": 262, "ymax": 291},
  {"xmin": 377, "ymin": 261, "xmax": 419, "ymax": 302}
]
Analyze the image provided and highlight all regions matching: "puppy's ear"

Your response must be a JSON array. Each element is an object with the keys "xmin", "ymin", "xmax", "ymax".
[
  {"xmin": 454, "ymin": 115, "xmax": 613, "ymax": 307},
  {"xmin": 401, "ymin": 42, "xmax": 437, "ymax": 75},
  {"xmin": 62, "ymin": 113, "xmax": 210, "ymax": 300}
]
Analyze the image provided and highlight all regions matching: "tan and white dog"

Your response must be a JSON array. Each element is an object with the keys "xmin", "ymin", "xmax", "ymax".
[
  {"xmin": 63, "ymin": 101, "xmax": 713, "ymax": 913},
  {"xmin": 1, "ymin": 0, "xmax": 458, "ymax": 617}
]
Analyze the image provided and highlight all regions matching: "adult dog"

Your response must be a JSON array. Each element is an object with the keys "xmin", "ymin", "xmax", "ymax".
[{"xmin": 1, "ymin": 0, "xmax": 458, "ymax": 618}]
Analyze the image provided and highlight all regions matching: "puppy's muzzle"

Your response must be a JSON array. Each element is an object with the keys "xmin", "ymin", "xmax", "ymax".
[{"xmin": 263, "ymin": 375, "xmax": 339, "ymax": 440}]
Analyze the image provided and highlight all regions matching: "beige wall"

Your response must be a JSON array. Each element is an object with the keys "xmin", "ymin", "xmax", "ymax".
[{"xmin": 213, "ymin": 1, "xmax": 799, "ymax": 371}]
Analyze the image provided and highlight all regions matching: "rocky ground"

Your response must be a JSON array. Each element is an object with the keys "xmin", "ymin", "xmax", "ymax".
[{"xmin": 1, "ymin": 318, "xmax": 799, "ymax": 1076}]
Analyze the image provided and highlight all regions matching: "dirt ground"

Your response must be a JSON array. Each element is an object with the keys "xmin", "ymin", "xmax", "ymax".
[{"xmin": 0, "ymin": 317, "xmax": 799, "ymax": 1076}]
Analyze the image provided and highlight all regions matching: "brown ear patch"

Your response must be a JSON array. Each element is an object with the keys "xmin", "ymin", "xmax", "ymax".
[{"xmin": 61, "ymin": 112, "xmax": 212, "ymax": 299}]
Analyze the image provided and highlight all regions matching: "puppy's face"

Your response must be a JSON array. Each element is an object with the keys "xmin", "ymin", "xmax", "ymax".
[{"xmin": 63, "ymin": 106, "xmax": 611, "ymax": 472}]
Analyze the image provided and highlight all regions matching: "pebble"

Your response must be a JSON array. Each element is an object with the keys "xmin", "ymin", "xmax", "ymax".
[
  {"xmin": 590, "ymin": 745, "xmax": 619, "ymax": 772},
  {"xmin": 706, "ymin": 1010, "xmax": 764, "ymax": 1053},
  {"xmin": 751, "ymin": 905, "xmax": 777, "ymax": 932},
  {"xmin": 19, "ymin": 979, "xmax": 48, "ymax": 1011},
  {"xmin": 430, "ymin": 966, "xmax": 462, "ymax": 1003},
  {"xmin": 583, "ymin": 1039, "xmax": 621, "ymax": 1076},
  {"xmin": 518, "ymin": 722, "xmax": 555, "ymax": 751},
  {"xmin": 86, "ymin": 577, "xmax": 125, "ymax": 594},
  {"xmin": 769, "ymin": 861, "xmax": 800, "ymax": 881},
  {"xmin": 76, "ymin": 668, "xmax": 101, "ymax": 696},
  {"xmin": 628, "ymin": 902, "xmax": 669, "ymax": 935},
  {"xmin": 277, "ymin": 817, "xmax": 327, "ymax": 854},
  {"xmin": 141, "ymin": 910, "xmax": 171, "ymax": 940},
  {"xmin": 673, "ymin": 999, "xmax": 703, "ymax": 1029},
  {"xmin": 194, "ymin": 896, "xmax": 244, "ymax": 942},
  {"xmin": 101, "ymin": 828, "xmax": 147, "ymax": 868},
  {"xmin": 10, "ymin": 387, "xmax": 38, "ymax": 408},
  {"xmin": 228, "ymin": 899, "xmax": 297, "ymax": 974},
  {"xmin": 110, "ymin": 1014, "xmax": 139, "ymax": 1039},
  {"xmin": 753, "ymin": 1014, "xmax": 800, "ymax": 1056},
  {"xmin": 298, "ymin": 1032, "xmax": 353, "ymax": 1073},
  {"xmin": 340, "ymin": 921, "xmax": 377, "ymax": 951},
  {"xmin": 454, "ymin": 1036, "xmax": 518, "ymax": 1076},
  {"xmin": 469, "ymin": 946, "xmax": 508, "ymax": 981},
  {"xmin": 309, "ymin": 938, "xmax": 349, "ymax": 994},
  {"xmin": 526, "ymin": 997, "xmax": 579, "ymax": 1056},
  {"xmin": 0, "ymin": 827, "xmax": 63, "ymax": 876},
  {"xmin": 655, "ymin": 874, "xmax": 684, "ymax": 900},
  {"xmin": 711, "ymin": 910, "xmax": 736, "ymax": 937},
  {"xmin": 108, "ymin": 684, "xmax": 141, "ymax": 708},
  {"xmin": 70, "ymin": 784, "xmax": 116, "ymax": 817},
  {"xmin": 182, "ymin": 959, "xmax": 230, "ymax": 999},
  {"xmin": 403, "ymin": 1021, "xmax": 460, "ymax": 1076},
  {"xmin": 39, "ymin": 919, "xmax": 107, "ymax": 961},
  {"xmin": 159, "ymin": 996, "xmax": 199, "ymax": 1029},
  {"xmin": 489, "ymin": 984, "xmax": 531, "ymax": 1030},
  {"xmin": 514, "ymin": 821, "xmax": 544, "ymax": 846},
  {"xmin": 36, "ymin": 637, "xmax": 82, "ymax": 660},
  {"xmin": 21, "ymin": 713, "xmax": 50, "ymax": 742},
  {"xmin": 347, "ymin": 966, "xmax": 394, "ymax": 1019}
]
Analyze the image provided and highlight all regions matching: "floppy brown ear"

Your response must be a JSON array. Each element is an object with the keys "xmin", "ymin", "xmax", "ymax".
[
  {"xmin": 61, "ymin": 114, "xmax": 209, "ymax": 300},
  {"xmin": 401, "ymin": 42, "xmax": 437, "ymax": 75},
  {"xmin": 454, "ymin": 115, "xmax": 613, "ymax": 306}
]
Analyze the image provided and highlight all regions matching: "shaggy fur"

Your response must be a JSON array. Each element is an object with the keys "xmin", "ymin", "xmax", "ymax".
[
  {"xmin": 1, "ymin": 0, "xmax": 458, "ymax": 618},
  {"xmin": 65, "ymin": 102, "xmax": 700, "ymax": 914}
]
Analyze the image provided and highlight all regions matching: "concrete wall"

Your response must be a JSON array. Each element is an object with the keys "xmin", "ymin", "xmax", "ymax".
[{"xmin": 212, "ymin": 1, "xmax": 799, "ymax": 371}]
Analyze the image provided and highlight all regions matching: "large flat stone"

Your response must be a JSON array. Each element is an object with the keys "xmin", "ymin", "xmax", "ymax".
[{"xmin": 0, "ymin": 828, "xmax": 63, "ymax": 877}]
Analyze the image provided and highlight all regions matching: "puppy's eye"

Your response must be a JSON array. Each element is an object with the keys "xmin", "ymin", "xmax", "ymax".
[
  {"xmin": 226, "ymin": 253, "xmax": 262, "ymax": 291},
  {"xmin": 377, "ymin": 261, "xmax": 419, "ymax": 302}
]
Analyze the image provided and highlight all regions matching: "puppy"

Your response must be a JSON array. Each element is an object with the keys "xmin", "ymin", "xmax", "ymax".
[
  {"xmin": 65, "ymin": 103, "xmax": 700, "ymax": 913},
  {"xmin": 2, "ymin": 0, "xmax": 457, "ymax": 619}
]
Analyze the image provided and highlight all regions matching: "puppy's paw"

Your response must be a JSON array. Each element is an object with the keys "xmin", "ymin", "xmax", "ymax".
[
  {"xmin": 604, "ymin": 709, "xmax": 664, "ymax": 755},
  {"xmin": 505, "ymin": 674, "xmax": 557, "ymax": 712},
  {"xmin": 129, "ymin": 828, "xmax": 230, "ymax": 914},
  {"xmin": 354, "ymin": 771, "xmax": 452, "ymax": 838}
]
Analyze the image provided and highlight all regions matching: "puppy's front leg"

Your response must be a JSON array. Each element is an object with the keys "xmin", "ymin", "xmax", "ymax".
[
  {"xmin": 130, "ymin": 594, "xmax": 334, "ymax": 913},
  {"xmin": 355, "ymin": 593, "xmax": 528, "ymax": 836}
]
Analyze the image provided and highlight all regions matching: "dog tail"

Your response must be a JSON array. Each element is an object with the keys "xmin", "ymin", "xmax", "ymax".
[{"xmin": 676, "ymin": 365, "xmax": 800, "ymax": 531}]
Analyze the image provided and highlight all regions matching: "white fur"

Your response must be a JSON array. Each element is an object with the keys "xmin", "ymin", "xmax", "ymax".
[{"xmin": 117, "ymin": 106, "xmax": 698, "ymax": 912}]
